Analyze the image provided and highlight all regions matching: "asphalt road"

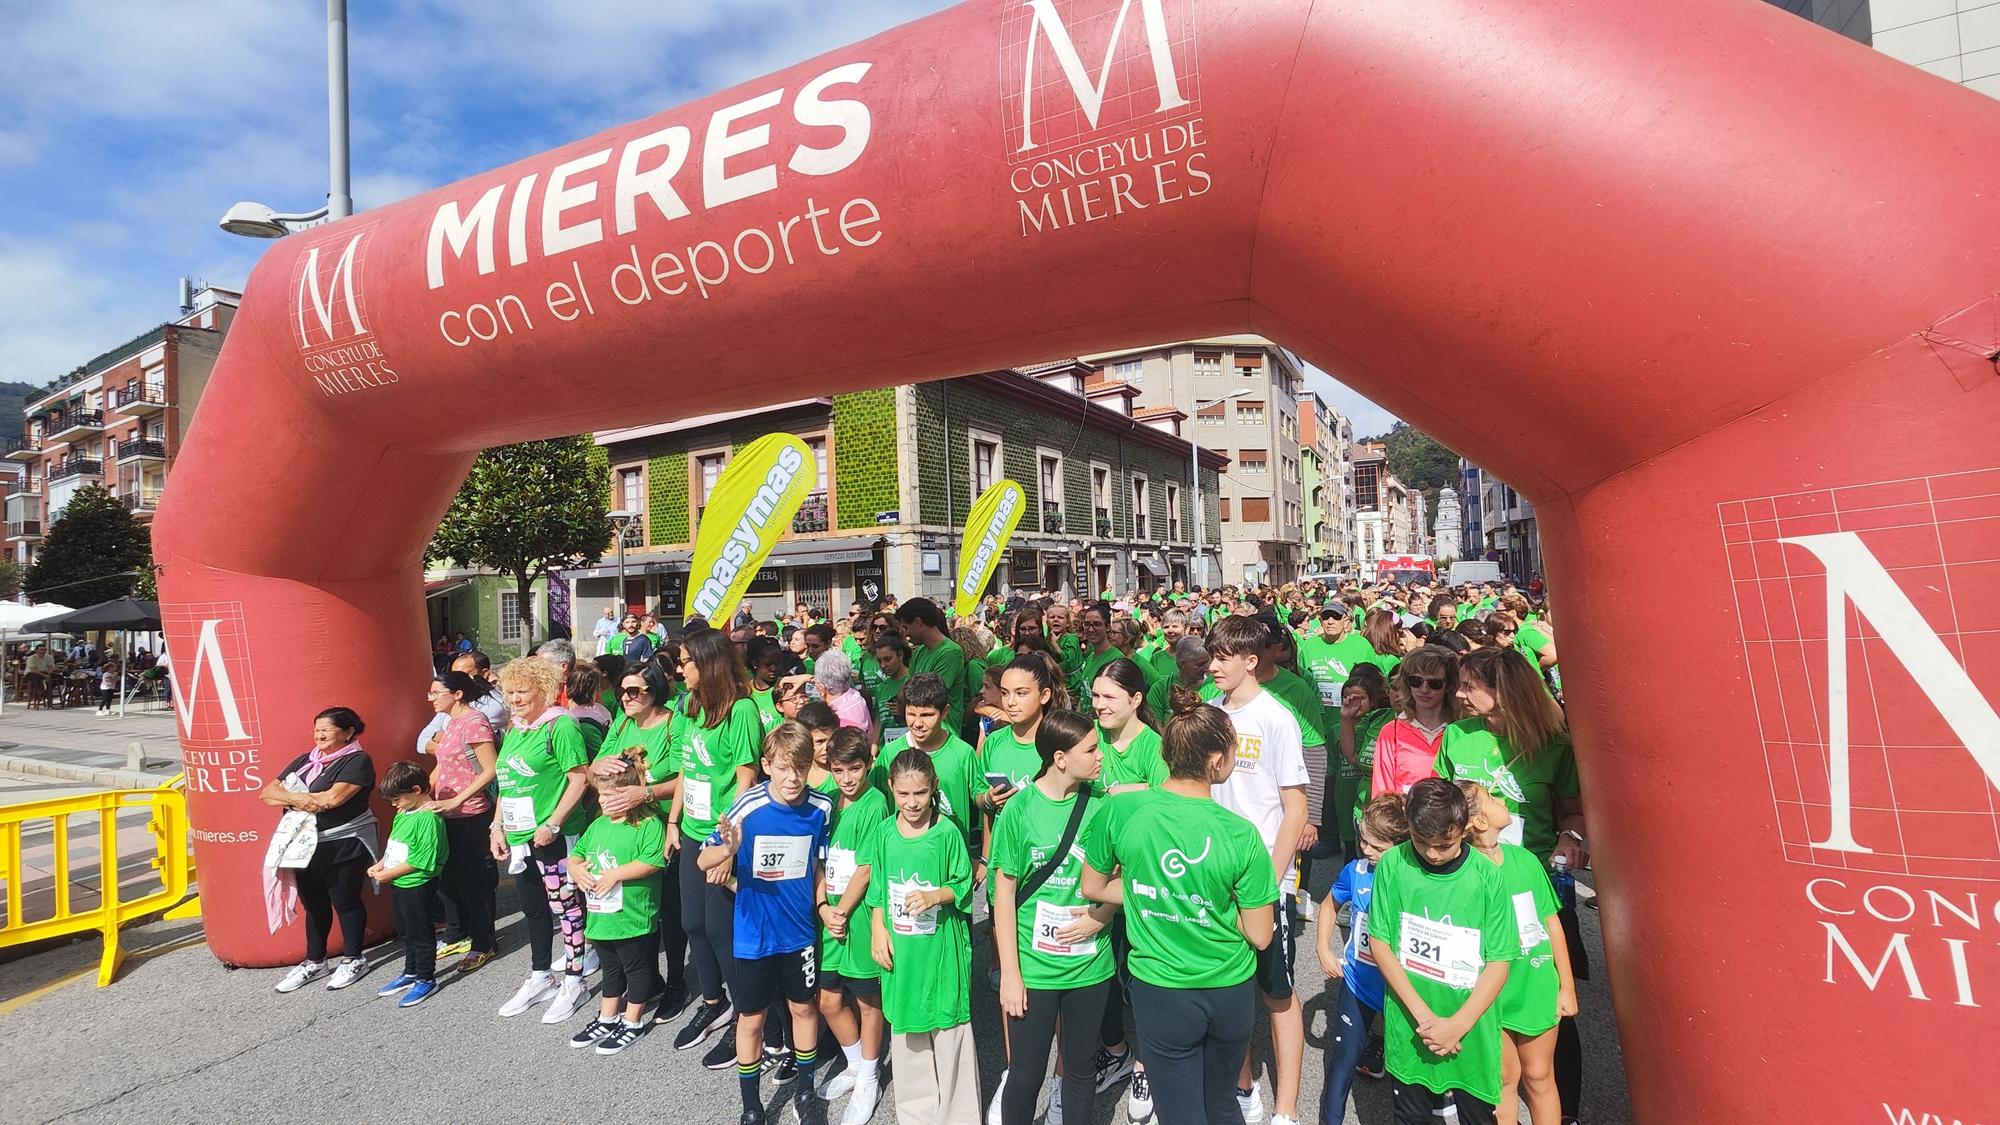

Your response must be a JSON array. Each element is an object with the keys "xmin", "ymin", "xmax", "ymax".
[{"xmin": 0, "ymin": 873, "xmax": 1630, "ymax": 1125}]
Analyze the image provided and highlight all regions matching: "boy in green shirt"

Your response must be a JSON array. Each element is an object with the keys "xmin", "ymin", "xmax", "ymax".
[
  {"xmin": 369, "ymin": 762, "xmax": 447, "ymax": 1008},
  {"xmin": 872, "ymin": 673, "xmax": 988, "ymax": 846},
  {"xmin": 870, "ymin": 636, "xmax": 912, "ymax": 744},
  {"xmin": 1368, "ymin": 778, "xmax": 1516, "ymax": 1125}
]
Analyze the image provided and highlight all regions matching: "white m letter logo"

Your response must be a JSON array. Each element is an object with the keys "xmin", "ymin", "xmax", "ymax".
[
  {"xmin": 1783, "ymin": 532, "xmax": 2000, "ymax": 854},
  {"xmin": 170, "ymin": 618, "xmax": 253, "ymax": 743},
  {"xmin": 1016, "ymin": 0, "xmax": 1190, "ymax": 153},
  {"xmin": 297, "ymin": 233, "xmax": 364, "ymax": 345}
]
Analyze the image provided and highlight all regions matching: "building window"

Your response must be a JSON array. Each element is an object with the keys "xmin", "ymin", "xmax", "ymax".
[
  {"xmin": 1132, "ymin": 475, "xmax": 1149, "ymax": 540},
  {"xmin": 1235, "ymin": 353, "xmax": 1263, "ymax": 379},
  {"xmin": 499, "ymin": 589, "xmax": 538, "ymax": 643},
  {"xmin": 1243, "ymin": 497, "xmax": 1272, "ymax": 523},
  {"xmin": 1193, "ymin": 352, "xmax": 1222, "ymax": 377},
  {"xmin": 1240, "ymin": 452, "xmax": 1268, "ymax": 475},
  {"xmin": 1112, "ymin": 359, "xmax": 1142, "ymax": 381},
  {"xmin": 1038, "ymin": 451, "xmax": 1063, "ymax": 531},
  {"xmin": 1236, "ymin": 401, "xmax": 1264, "ymax": 424},
  {"xmin": 1197, "ymin": 405, "xmax": 1225, "ymax": 427},
  {"xmin": 1220, "ymin": 498, "xmax": 1232, "ymax": 522},
  {"xmin": 970, "ymin": 432, "xmax": 1000, "ymax": 496},
  {"xmin": 1091, "ymin": 463, "xmax": 1111, "ymax": 535},
  {"xmin": 808, "ymin": 436, "xmax": 828, "ymax": 490},
  {"xmin": 1166, "ymin": 482, "xmax": 1181, "ymax": 541},
  {"xmin": 618, "ymin": 467, "xmax": 643, "ymax": 513}
]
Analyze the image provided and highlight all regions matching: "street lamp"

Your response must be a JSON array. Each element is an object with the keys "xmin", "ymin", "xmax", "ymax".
[
  {"xmin": 607, "ymin": 509, "xmax": 638, "ymax": 616},
  {"xmin": 218, "ymin": 0, "xmax": 352, "ymax": 238},
  {"xmin": 1189, "ymin": 388, "xmax": 1252, "ymax": 590}
]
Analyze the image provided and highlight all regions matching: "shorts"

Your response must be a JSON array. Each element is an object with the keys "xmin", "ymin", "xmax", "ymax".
[
  {"xmin": 820, "ymin": 964, "xmax": 881, "ymax": 999},
  {"xmin": 1252, "ymin": 899, "xmax": 1296, "ymax": 1001},
  {"xmin": 729, "ymin": 945, "xmax": 820, "ymax": 1010}
]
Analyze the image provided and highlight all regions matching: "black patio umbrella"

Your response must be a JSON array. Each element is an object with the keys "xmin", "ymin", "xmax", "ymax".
[{"xmin": 24, "ymin": 596, "xmax": 163, "ymax": 634}]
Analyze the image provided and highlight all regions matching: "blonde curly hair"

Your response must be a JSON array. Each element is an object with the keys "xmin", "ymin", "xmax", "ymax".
[{"xmin": 496, "ymin": 654, "xmax": 564, "ymax": 700}]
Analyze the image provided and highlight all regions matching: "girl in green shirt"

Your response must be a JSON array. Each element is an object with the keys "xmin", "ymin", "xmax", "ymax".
[
  {"xmin": 1091, "ymin": 658, "xmax": 1167, "ymax": 793},
  {"xmin": 993, "ymin": 708, "xmax": 1115, "ymax": 1125},
  {"xmin": 595, "ymin": 663, "xmax": 684, "ymax": 1008},
  {"xmin": 569, "ymin": 752, "xmax": 668, "ymax": 1055}
]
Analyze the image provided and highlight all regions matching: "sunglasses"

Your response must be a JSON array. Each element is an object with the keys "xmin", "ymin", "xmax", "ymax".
[
  {"xmin": 1408, "ymin": 676, "xmax": 1447, "ymax": 690},
  {"xmin": 619, "ymin": 686, "xmax": 649, "ymax": 697}
]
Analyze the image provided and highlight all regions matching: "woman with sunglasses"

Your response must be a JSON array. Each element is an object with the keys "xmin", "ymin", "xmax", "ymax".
[
  {"xmin": 598, "ymin": 662, "xmax": 687, "ymax": 1018},
  {"xmin": 1369, "ymin": 645, "xmax": 1460, "ymax": 806}
]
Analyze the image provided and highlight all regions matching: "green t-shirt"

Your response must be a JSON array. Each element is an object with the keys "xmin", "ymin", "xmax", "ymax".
[
  {"xmin": 1098, "ymin": 724, "xmax": 1168, "ymax": 791},
  {"xmin": 864, "ymin": 816, "xmax": 973, "ymax": 1033},
  {"xmin": 1434, "ymin": 718, "xmax": 1580, "ymax": 863},
  {"xmin": 855, "ymin": 651, "xmax": 887, "ymax": 703},
  {"xmin": 1145, "ymin": 644, "xmax": 1179, "ymax": 691},
  {"xmin": 674, "ymin": 696, "xmax": 764, "ymax": 842},
  {"xmin": 575, "ymin": 813, "xmax": 667, "ymax": 941},
  {"xmin": 872, "ymin": 734, "xmax": 988, "ymax": 842},
  {"xmin": 909, "ymin": 638, "xmax": 969, "ymax": 726},
  {"xmin": 750, "ymin": 688, "xmax": 782, "ymax": 736},
  {"xmin": 385, "ymin": 809, "xmax": 444, "ymax": 888},
  {"xmin": 1296, "ymin": 632, "xmax": 1381, "ymax": 711},
  {"xmin": 1268, "ymin": 667, "xmax": 1329, "ymax": 749},
  {"xmin": 1069, "ymin": 644, "xmax": 1121, "ymax": 708},
  {"xmin": 979, "ymin": 724, "xmax": 1043, "ymax": 793},
  {"xmin": 602, "ymin": 712, "xmax": 675, "ymax": 780},
  {"xmin": 495, "ymin": 714, "xmax": 591, "ymax": 845},
  {"xmin": 1515, "ymin": 621, "xmax": 1554, "ymax": 668},
  {"xmin": 841, "ymin": 634, "xmax": 864, "ymax": 664},
  {"xmin": 823, "ymin": 786, "xmax": 890, "ymax": 979},
  {"xmin": 1367, "ymin": 844, "xmax": 1516, "ymax": 1104},
  {"xmin": 871, "ymin": 672, "xmax": 909, "ymax": 742},
  {"xmin": 1082, "ymin": 787, "xmax": 1278, "ymax": 990},
  {"xmin": 813, "ymin": 773, "xmax": 841, "ymax": 798},
  {"xmin": 992, "ymin": 784, "xmax": 1114, "ymax": 990},
  {"xmin": 1488, "ymin": 843, "xmax": 1562, "ymax": 1034}
]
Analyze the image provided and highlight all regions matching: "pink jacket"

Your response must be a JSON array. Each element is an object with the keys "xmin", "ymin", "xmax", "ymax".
[{"xmin": 1371, "ymin": 717, "xmax": 1446, "ymax": 799}]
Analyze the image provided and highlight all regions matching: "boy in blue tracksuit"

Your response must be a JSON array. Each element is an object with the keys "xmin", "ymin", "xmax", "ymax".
[{"xmin": 1316, "ymin": 793, "xmax": 1410, "ymax": 1124}]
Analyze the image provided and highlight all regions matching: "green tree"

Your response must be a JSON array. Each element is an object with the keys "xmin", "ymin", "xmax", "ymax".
[
  {"xmin": 25, "ymin": 484, "xmax": 150, "ymax": 606},
  {"xmin": 0, "ymin": 558, "xmax": 22, "ymax": 600},
  {"xmin": 427, "ymin": 437, "xmax": 611, "ymax": 654},
  {"xmin": 1363, "ymin": 422, "xmax": 1462, "ymax": 536}
]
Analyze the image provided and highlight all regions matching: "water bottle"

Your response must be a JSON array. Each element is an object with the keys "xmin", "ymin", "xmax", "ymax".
[{"xmin": 1550, "ymin": 853, "xmax": 1576, "ymax": 912}]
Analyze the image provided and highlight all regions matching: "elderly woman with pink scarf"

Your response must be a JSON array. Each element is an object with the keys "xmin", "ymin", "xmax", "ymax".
[{"xmin": 261, "ymin": 706, "xmax": 379, "ymax": 994}]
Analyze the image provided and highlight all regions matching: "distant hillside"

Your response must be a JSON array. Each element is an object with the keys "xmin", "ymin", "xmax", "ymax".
[{"xmin": 0, "ymin": 383, "xmax": 38, "ymax": 448}]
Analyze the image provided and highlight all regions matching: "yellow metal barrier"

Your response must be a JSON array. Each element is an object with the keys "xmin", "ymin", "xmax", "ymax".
[{"xmin": 0, "ymin": 774, "xmax": 200, "ymax": 986}]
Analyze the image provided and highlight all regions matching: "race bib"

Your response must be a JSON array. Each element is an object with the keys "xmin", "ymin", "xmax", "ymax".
[
  {"xmin": 1351, "ymin": 908, "xmax": 1375, "ymax": 966},
  {"xmin": 683, "ymin": 775, "xmax": 713, "ymax": 821},
  {"xmin": 1512, "ymin": 891, "xmax": 1548, "ymax": 953},
  {"xmin": 1400, "ymin": 913, "xmax": 1482, "ymax": 990},
  {"xmin": 825, "ymin": 846, "xmax": 858, "ymax": 897},
  {"xmin": 888, "ymin": 878, "xmax": 939, "ymax": 936},
  {"xmin": 754, "ymin": 835, "xmax": 812, "ymax": 882},
  {"xmin": 586, "ymin": 881, "xmax": 624, "ymax": 914},
  {"xmin": 1031, "ymin": 901, "xmax": 1098, "ymax": 958},
  {"xmin": 381, "ymin": 840, "xmax": 409, "ymax": 867},
  {"xmin": 1317, "ymin": 681, "xmax": 1340, "ymax": 706},
  {"xmin": 499, "ymin": 795, "xmax": 537, "ymax": 833},
  {"xmin": 883, "ymin": 726, "xmax": 909, "ymax": 747}
]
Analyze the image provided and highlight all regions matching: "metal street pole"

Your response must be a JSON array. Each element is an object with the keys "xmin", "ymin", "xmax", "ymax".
[
  {"xmin": 327, "ymin": 0, "xmax": 352, "ymax": 219},
  {"xmin": 615, "ymin": 523, "xmax": 628, "ymax": 615}
]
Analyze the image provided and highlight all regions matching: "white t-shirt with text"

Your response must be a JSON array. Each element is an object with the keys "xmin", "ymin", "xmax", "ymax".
[{"xmin": 1214, "ymin": 688, "xmax": 1310, "ymax": 894}]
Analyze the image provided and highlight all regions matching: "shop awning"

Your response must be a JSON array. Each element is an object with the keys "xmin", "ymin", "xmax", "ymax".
[
  {"xmin": 423, "ymin": 580, "xmax": 466, "ymax": 599},
  {"xmin": 1136, "ymin": 555, "xmax": 1169, "ymax": 577}
]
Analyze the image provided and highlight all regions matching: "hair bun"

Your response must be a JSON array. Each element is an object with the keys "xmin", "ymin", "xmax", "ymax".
[{"xmin": 1167, "ymin": 683, "xmax": 1206, "ymax": 717}]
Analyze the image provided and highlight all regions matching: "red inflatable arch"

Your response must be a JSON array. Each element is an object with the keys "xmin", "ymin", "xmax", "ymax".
[{"xmin": 157, "ymin": 0, "xmax": 1998, "ymax": 1116}]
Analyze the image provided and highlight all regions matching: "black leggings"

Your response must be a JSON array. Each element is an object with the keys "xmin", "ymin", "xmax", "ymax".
[
  {"xmin": 1002, "ymin": 979, "xmax": 1111, "ymax": 1125},
  {"xmin": 391, "ymin": 882, "xmax": 438, "ymax": 979},
  {"xmin": 1129, "ymin": 977, "xmax": 1256, "ymax": 1125},
  {"xmin": 597, "ymin": 931, "xmax": 662, "ymax": 1004},
  {"xmin": 297, "ymin": 851, "xmax": 369, "ymax": 962},
  {"xmin": 1555, "ymin": 903, "xmax": 1591, "ymax": 1119},
  {"xmin": 1391, "ymin": 1080, "xmax": 1496, "ymax": 1125},
  {"xmin": 659, "ymin": 848, "xmax": 686, "ymax": 990},
  {"xmin": 1099, "ymin": 915, "xmax": 1130, "ymax": 1048},
  {"xmin": 439, "ymin": 810, "xmax": 497, "ymax": 954},
  {"xmin": 679, "ymin": 829, "xmax": 735, "ymax": 1003}
]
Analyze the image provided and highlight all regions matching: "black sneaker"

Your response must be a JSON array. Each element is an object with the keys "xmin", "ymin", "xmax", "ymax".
[
  {"xmin": 596, "ymin": 1022, "xmax": 646, "ymax": 1055},
  {"xmin": 651, "ymin": 980, "xmax": 690, "ymax": 1024},
  {"xmin": 704, "ymin": 1032, "xmax": 744, "ymax": 1071},
  {"xmin": 1093, "ymin": 1046, "xmax": 1135, "ymax": 1092},
  {"xmin": 739, "ymin": 1112, "xmax": 768, "ymax": 1125},
  {"xmin": 764, "ymin": 1045, "xmax": 796, "ymax": 1084},
  {"xmin": 675, "ymin": 999, "xmax": 736, "ymax": 1050},
  {"xmin": 569, "ymin": 1017, "xmax": 620, "ymax": 1049},
  {"xmin": 794, "ymin": 1092, "xmax": 828, "ymax": 1125},
  {"xmin": 1357, "ymin": 1037, "xmax": 1386, "ymax": 1079}
]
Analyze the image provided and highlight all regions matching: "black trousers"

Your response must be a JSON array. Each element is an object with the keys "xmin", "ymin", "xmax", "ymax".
[
  {"xmin": 1099, "ymin": 914, "xmax": 1131, "ymax": 1048},
  {"xmin": 438, "ymin": 809, "xmax": 498, "ymax": 953},
  {"xmin": 660, "ymin": 848, "xmax": 686, "ymax": 990},
  {"xmin": 392, "ymin": 882, "xmax": 439, "ymax": 979},
  {"xmin": 679, "ymin": 829, "xmax": 735, "ymax": 1003},
  {"xmin": 598, "ymin": 931, "xmax": 662, "ymax": 1004},
  {"xmin": 1390, "ymin": 1080, "xmax": 1497, "ymax": 1125},
  {"xmin": 1002, "ymin": 979, "xmax": 1112, "ymax": 1125},
  {"xmin": 1130, "ymin": 977, "xmax": 1256, "ymax": 1125},
  {"xmin": 296, "ymin": 850, "xmax": 369, "ymax": 962},
  {"xmin": 1555, "ymin": 902, "xmax": 1590, "ymax": 1120}
]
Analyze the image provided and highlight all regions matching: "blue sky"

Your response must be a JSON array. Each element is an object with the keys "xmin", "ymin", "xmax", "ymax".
[{"xmin": 0, "ymin": 0, "xmax": 1396, "ymax": 434}]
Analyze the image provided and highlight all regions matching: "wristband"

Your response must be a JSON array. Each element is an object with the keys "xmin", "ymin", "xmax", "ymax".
[{"xmin": 1559, "ymin": 828, "xmax": 1586, "ymax": 847}]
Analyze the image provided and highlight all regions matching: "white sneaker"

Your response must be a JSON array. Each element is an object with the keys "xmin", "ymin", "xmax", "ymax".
[
  {"xmin": 1272, "ymin": 1114, "xmax": 1299, "ymax": 1125},
  {"xmin": 987, "ymin": 1070, "xmax": 1008, "ymax": 1125},
  {"xmin": 499, "ymin": 972, "xmax": 558, "ymax": 1017},
  {"xmin": 1045, "ymin": 1082, "xmax": 1064, "ymax": 1125},
  {"xmin": 542, "ymin": 974, "xmax": 590, "ymax": 1023},
  {"xmin": 1127, "ymin": 1069, "xmax": 1154, "ymax": 1123},
  {"xmin": 1236, "ymin": 1083, "xmax": 1265, "ymax": 1122},
  {"xmin": 324, "ymin": 957, "xmax": 368, "ymax": 990},
  {"xmin": 1295, "ymin": 892, "xmax": 1317, "ymax": 921},
  {"xmin": 583, "ymin": 945, "xmax": 601, "ymax": 976},
  {"xmin": 274, "ymin": 960, "xmax": 324, "ymax": 993},
  {"xmin": 822, "ymin": 1072, "xmax": 858, "ymax": 1099},
  {"xmin": 841, "ymin": 1074, "xmax": 881, "ymax": 1125}
]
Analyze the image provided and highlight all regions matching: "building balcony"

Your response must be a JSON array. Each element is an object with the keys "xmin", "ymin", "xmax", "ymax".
[
  {"xmin": 48, "ymin": 457, "xmax": 103, "ymax": 482},
  {"xmin": 46, "ymin": 410, "xmax": 105, "ymax": 444},
  {"xmin": 110, "ymin": 383, "xmax": 168, "ymax": 417},
  {"xmin": 116, "ymin": 438, "xmax": 167, "ymax": 463},
  {"xmin": 792, "ymin": 491, "xmax": 828, "ymax": 534},
  {"xmin": 122, "ymin": 489, "xmax": 162, "ymax": 517},
  {"xmin": 6, "ymin": 519, "xmax": 41, "ymax": 542},
  {"xmin": 1041, "ymin": 502, "xmax": 1062, "ymax": 534},
  {"xmin": 1095, "ymin": 511, "xmax": 1111, "ymax": 537},
  {"xmin": 5, "ymin": 438, "xmax": 43, "ymax": 463}
]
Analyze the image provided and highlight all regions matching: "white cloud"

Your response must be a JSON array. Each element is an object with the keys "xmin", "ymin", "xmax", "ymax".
[{"xmin": 1304, "ymin": 365, "xmax": 1401, "ymax": 440}]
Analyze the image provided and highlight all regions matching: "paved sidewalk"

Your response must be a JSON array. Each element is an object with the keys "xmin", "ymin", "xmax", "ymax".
[{"xmin": 0, "ymin": 708, "xmax": 181, "ymax": 788}]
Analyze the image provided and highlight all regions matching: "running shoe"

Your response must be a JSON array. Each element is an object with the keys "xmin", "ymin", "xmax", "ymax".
[
  {"xmin": 453, "ymin": 949, "xmax": 499, "ymax": 976},
  {"xmin": 1236, "ymin": 1083, "xmax": 1265, "ymax": 1123},
  {"xmin": 397, "ymin": 979, "xmax": 440, "ymax": 1008},
  {"xmin": 840, "ymin": 1074, "xmax": 881, "ymax": 1125},
  {"xmin": 273, "ymin": 960, "xmax": 324, "ymax": 994},
  {"xmin": 596, "ymin": 1022, "xmax": 646, "ymax": 1055},
  {"xmin": 375, "ymin": 974, "xmax": 418, "ymax": 998},
  {"xmin": 1272, "ymin": 1115, "xmax": 1298, "ymax": 1125},
  {"xmin": 765, "ymin": 1045, "xmax": 797, "ymax": 1084},
  {"xmin": 676, "ymin": 999, "xmax": 736, "ymax": 1050},
  {"xmin": 1046, "ymin": 1082, "xmax": 1063, "ymax": 1125},
  {"xmin": 648, "ymin": 980, "xmax": 690, "ymax": 1025},
  {"xmin": 435, "ymin": 937, "xmax": 472, "ymax": 958},
  {"xmin": 325, "ymin": 957, "xmax": 368, "ymax": 990},
  {"xmin": 794, "ymin": 1091, "xmax": 828, "ymax": 1125},
  {"xmin": 740, "ymin": 1113, "xmax": 768, "ymax": 1125},
  {"xmin": 583, "ymin": 945, "xmax": 601, "ymax": 976},
  {"xmin": 570, "ymin": 1017, "xmax": 620, "ymax": 1048},
  {"xmin": 1126, "ymin": 1069, "xmax": 1154, "ymax": 1123},
  {"xmin": 703, "ymin": 1033, "xmax": 743, "ymax": 1071},
  {"xmin": 1092, "ymin": 1046, "xmax": 1135, "ymax": 1092},
  {"xmin": 1357, "ymin": 1038, "xmax": 1386, "ymax": 1079},
  {"xmin": 499, "ymin": 973, "xmax": 558, "ymax": 1017},
  {"xmin": 1295, "ymin": 892, "xmax": 1317, "ymax": 921},
  {"xmin": 821, "ymin": 1071, "xmax": 857, "ymax": 1100},
  {"xmin": 542, "ymin": 974, "xmax": 590, "ymax": 1023}
]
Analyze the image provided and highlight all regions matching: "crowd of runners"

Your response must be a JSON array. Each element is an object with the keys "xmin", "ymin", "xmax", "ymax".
[{"xmin": 258, "ymin": 577, "xmax": 1587, "ymax": 1125}]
